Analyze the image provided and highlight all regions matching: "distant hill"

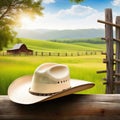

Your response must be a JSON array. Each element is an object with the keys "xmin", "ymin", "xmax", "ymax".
[{"xmin": 15, "ymin": 28, "xmax": 104, "ymax": 40}]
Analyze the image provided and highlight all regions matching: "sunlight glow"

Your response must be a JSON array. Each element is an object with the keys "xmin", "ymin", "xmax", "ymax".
[{"xmin": 20, "ymin": 15, "xmax": 37, "ymax": 29}]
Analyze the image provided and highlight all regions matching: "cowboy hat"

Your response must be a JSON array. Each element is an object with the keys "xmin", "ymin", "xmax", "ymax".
[{"xmin": 8, "ymin": 63, "xmax": 95, "ymax": 105}]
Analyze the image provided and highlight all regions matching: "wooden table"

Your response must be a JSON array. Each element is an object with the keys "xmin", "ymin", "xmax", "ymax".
[{"xmin": 0, "ymin": 94, "xmax": 120, "ymax": 120}]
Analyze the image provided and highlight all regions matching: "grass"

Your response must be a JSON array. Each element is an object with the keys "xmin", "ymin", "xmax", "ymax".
[
  {"xmin": 0, "ymin": 38, "xmax": 106, "ymax": 94},
  {"xmin": 3, "ymin": 38, "xmax": 105, "ymax": 52},
  {"xmin": 0, "ymin": 55, "xmax": 106, "ymax": 95},
  {"xmin": 73, "ymin": 42, "xmax": 106, "ymax": 50}
]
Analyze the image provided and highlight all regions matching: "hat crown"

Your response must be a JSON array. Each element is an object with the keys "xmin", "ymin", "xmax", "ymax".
[{"xmin": 30, "ymin": 63, "xmax": 71, "ymax": 94}]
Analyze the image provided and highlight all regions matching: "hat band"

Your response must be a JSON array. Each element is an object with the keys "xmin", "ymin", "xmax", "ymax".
[
  {"xmin": 29, "ymin": 89, "xmax": 58, "ymax": 96},
  {"xmin": 29, "ymin": 87, "xmax": 71, "ymax": 96}
]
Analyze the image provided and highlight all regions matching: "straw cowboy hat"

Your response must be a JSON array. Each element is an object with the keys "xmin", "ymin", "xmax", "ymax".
[{"xmin": 8, "ymin": 63, "xmax": 95, "ymax": 105}]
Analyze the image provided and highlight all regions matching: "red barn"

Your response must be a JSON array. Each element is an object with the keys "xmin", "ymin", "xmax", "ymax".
[{"xmin": 7, "ymin": 43, "xmax": 33, "ymax": 55}]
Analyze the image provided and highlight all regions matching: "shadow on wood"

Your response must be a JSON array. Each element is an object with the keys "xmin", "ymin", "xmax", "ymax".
[{"xmin": 0, "ymin": 94, "xmax": 120, "ymax": 120}]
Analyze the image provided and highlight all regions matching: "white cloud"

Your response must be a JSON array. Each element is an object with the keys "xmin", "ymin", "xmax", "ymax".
[
  {"xmin": 21, "ymin": 5, "xmax": 105, "ymax": 30},
  {"xmin": 57, "ymin": 5, "xmax": 97, "ymax": 18},
  {"xmin": 42, "ymin": 0, "xmax": 55, "ymax": 4},
  {"xmin": 38, "ymin": 5, "xmax": 104, "ymax": 30},
  {"xmin": 112, "ymin": 0, "xmax": 120, "ymax": 6}
]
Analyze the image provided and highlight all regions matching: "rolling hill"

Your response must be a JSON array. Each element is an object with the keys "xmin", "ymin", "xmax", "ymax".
[
  {"xmin": 15, "ymin": 28, "xmax": 104, "ymax": 40},
  {"xmin": 5, "ymin": 38, "xmax": 105, "ymax": 52}
]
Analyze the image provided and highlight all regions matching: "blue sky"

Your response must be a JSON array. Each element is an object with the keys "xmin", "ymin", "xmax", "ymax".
[
  {"xmin": 21, "ymin": 0, "xmax": 120, "ymax": 30},
  {"xmin": 43, "ymin": 0, "xmax": 112, "ymax": 12}
]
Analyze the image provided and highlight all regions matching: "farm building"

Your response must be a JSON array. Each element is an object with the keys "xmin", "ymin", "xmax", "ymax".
[{"xmin": 7, "ymin": 43, "xmax": 33, "ymax": 55}]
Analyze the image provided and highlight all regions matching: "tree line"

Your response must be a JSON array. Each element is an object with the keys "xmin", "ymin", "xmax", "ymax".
[{"xmin": 50, "ymin": 38, "xmax": 105, "ymax": 44}]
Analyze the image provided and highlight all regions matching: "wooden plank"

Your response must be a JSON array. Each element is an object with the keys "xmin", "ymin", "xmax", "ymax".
[
  {"xmin": 101, "ymin": 52, "xmax": 107, "ymax": 55},
  {"xmin": 115, "ymin": 16, "xmax": 120, "ymax": 93},
  {"xmin": 105, "ymin": 8, "xmax": 114, "ymax": 93},
  {"xmin": 103, "ymin": 78, "xmax": 107, "ymax": 81},
  {"xmin": 114, "ymin": 81, "xmax": 120, "ymax": 85},
  {"xmin": 103, "ymin": 59, "xmax": 108, "ymax": 63},
  {"xmin": 114, "ymin": 59, "xmax": 120, "ymax": 62},
  {"xmin": 0, "ymin": 95, "xmax": 120, "ymax": 120},
  {"xmin": 96, "ymin": 70, "xmax": 107, "ymax": 74},
  {"xmin": 102, "ymin": 37, "xmax": 120, "ymax": 42},
  {"xmin": 113, "ymin": 38, "xmax": 120, "ymax": 42},
  {"xmin": 97, "ymin": 19, "xmax": 120, "ymax": 28},
  {"xmin": 101, "ymin": 37, "xmax": 106, "ymax": 40},
  {"xmin": 115, "ymin": 73, "xmax": 120, "ymax": 76}
]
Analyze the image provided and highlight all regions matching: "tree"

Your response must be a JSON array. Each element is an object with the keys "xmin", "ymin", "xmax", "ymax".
[
  {"xmin": 70, "ymin": 0, "xmax": 84, "ymax": 3},
  {"xmin": 0, "ymin": 19, "xmax": 16, "ymax": 50},
  {"xmin": 0, "ymin": 0, "xmax": 44, "ymax": 50}
]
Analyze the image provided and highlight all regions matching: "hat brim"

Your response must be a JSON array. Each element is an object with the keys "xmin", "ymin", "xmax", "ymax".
[{"xmin": 8, "ymin": 75, "xmax": 94, "ymax": 105}]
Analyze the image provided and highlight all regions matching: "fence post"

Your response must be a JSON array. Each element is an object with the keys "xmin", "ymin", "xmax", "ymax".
[
  {"xmin": 77, "ymin": 52, "xmax": 80, "ymax": 56},
  {"xmin": 3, "ymin": 52, "xmax": 4, "ymax": 56},
  {"xmin": 94, "ymin": 51, "xmax": 96, "ymax": 55},
  {"xmin": 35, "ymin": 51, "xmax": 38, "ymax": 56},
  {"xmin": 65, "ymin": 53, "xmax": 67, "ymax": 56},
  {"xmin": 49, "ymin": 52, "xmax": 51, "ymax": 56},
  {"xmin": 105, "ymin": 8, "xmax": 114, "ymax": 93},
  {"xmin": 41, "ymin": 52, "xmax": 43, "ymax": 56},
  {"xmin": 115, "ymin": 16, "xmax": 120, "ymax": 93}
]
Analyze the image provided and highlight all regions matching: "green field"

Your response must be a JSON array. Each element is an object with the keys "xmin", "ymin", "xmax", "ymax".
[
  {"xmin": 3, "ymin": 38, "xmax": 105, "ymax": 52},
  {"xmin": 0, "ymin": 38, "xmax": 106, "ymax": 95},
  {"xmin": 0, "ymin": 55, "xmax": 106, "ymax": 95}
]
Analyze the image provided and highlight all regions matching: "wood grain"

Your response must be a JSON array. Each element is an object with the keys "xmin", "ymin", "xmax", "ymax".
[
  {"xmin": 0, "ymin": 94, "xmax": 120, "ymax": 120},
  {"xmin": 105, "ymin": 8, "xmax": 114, "ymax": 93},
  {"xmin": 115, "ymin": 16, "xmax": 120, "ymax": 93}
]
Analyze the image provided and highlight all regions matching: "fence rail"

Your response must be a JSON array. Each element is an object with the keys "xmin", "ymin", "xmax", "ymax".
[{"xmin": 0, "ymin": 50, "xmax": 102, "ymax": 56}]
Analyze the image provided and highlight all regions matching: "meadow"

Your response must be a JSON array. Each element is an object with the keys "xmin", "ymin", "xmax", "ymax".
[
  {"xmin": 3, "ymin": 38, "xmax": 105, "ymax": 52},
  {"xmin": 0, "ymin": 38, "xmax": 106, "ymax": 94},
  {"xmin": 0, "ymin": 55, "xmax": 106, "ymax": 95}
]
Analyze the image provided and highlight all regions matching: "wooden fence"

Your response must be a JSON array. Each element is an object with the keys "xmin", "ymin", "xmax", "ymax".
[
  {"xmin": 34, "ymin": 51, "xmax": 100, "ymax": 56},
  {"xmin": 97, "ymin": 8, "xmax": 120, "ymax": 93},
  {"xmin": 0, "ymin": 51, "xmax": 101, "ymax": 56}
]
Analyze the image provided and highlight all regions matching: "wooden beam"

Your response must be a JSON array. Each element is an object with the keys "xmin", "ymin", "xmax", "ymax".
[
  {"xmin": 101, "ymin": 52, "xmax": 116, "ymax": 55},
  {"xmin": 113, "ymin": 38, "xmax": 120, "ymax": 42},
  {"xmin": 102, "ymin": 37, "xmax": 120, "ymax": 42},
  {"xmin": 104, "ymin": 8, "xmax": 114, "ymax": 94},
  {"xmin": 114, "ymin": 59, "xmax": 120, "ymax": 62},
  {"xmin": 114, "ymin": 81, "xmax": 120, "ymax": 85},
  {"xmin": 101, "ymin": 37, "xmax": 106, "ymax": 40},
  {"xmin": 97, "ymin": 20, "xmax": 120, "ymax": 28},
  {"xmin": 0, "ymin": 95, "xmax": 120, "ymax": 120},
  {"xmin": 115, "ymin": 73, "xmax": 120, "ymax": 76},
  {"xmin": 103, "ymin": 82, "xmax": 107, "ymax": 85},
  {"xmin": 103, "ymin": 78, "xmax": 107, "ymax": 81},
  {"xmin": 101, "ymin": 52, "xmax": 106, "ymax": 55},
  {"xmin": 96, "ymin": 70, "xmax": 107, "ymax": 74},
  {"xmin": 115, "ymin": 16, "xmax": 120, "ymax": 93},
  {"xmin": 103, "ymin": 59, "xmax": 108, "ymax": 63},
  {"xmin": 103, "ymin": 81, "xmax": 120, "ymax": 85}
]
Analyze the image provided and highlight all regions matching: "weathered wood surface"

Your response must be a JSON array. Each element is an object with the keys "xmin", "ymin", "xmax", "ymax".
[
  {"xmin": 97, "ymin": 20, "xmax": 120, "ymax": 28},
  {"xmin": 105, "ymin": 9, "xmax": 114, "ymax": 93},
  {"xmin": 0, "ymin": 94, "xmax": 120, "ymax": 120},
  {"xmin": 98, "ymin": 8, "xmax": 120, "ymax": 93},
  {"xmin": 115, "ymin": 16, "xmax": 120, "ymax": 93}
]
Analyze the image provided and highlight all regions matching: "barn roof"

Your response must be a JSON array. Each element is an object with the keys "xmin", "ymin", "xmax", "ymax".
[
  {"xmin": 13, "ymin": 43, "xmax": 24, "ymax": 49},
  {"xmin": 10, "ymin": 43, "xmax": 24, "ymax": 50}
]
